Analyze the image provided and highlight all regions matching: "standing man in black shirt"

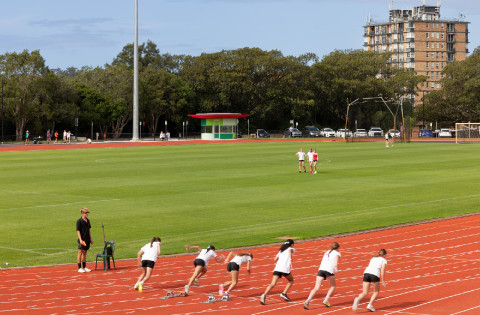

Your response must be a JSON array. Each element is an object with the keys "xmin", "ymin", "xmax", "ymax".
[{"xmin": 76, "ymin": 208, "xmax": 93, "ymax": 273}]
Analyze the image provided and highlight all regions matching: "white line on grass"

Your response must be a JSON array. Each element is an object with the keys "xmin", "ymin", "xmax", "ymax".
[
  {"xmin": 118, "ymin": 193, "xmax": 480, "ymax": 246},
  {"xmin": 0, "ymin": 199, "xmax": 120, "ymax": 211}
]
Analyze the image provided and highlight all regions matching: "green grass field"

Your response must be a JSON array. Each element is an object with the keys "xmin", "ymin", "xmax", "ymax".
[{"xmin": 1, "ymin": 141, "xmax": 479, "ymax": 268}]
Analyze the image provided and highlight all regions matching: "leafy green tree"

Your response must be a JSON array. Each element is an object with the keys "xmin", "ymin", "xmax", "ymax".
[
  {"xmin": 0, "ymin": 50, "xmax": 49, "ymax": 140},
  {"xmin": 422, "ymin": 47, "xmax": 480, "ymax": 125}
]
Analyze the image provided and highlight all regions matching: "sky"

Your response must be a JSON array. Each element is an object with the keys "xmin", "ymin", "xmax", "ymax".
[{"xmin": 1, "ymin": 0, "xmax": 478, "ymax": 70}]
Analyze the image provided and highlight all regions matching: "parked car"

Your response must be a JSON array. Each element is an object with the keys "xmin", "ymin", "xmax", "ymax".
[
  {"xmin": 368, "ymin": 127, "xmax": 384, "ymax": 137},
  {"xmin": 438, "ymin": 128, "xmax": 453, "ymax": 137},
  {"xmin": 418, "ymin": 129, "xmax": 433, "ymax": 137},
  {"xmin": 283, "ymin": 127, "xmax": 302, "ymax": 138},
  {"xmin": 301, "ymin": 126, "xmax": 321, "ymax": 137},
  {"xmin": 335, "ymin": 129, "xmax": 353, "ymax": 138},
  {"xmin": 388, "ymin": 129, "xmax": 401, "ymax": 138},
  {"xmin": 320, "ymin": 128, "xmax": 335, "ymax": 138},
  {"xmin": 354, "ymin": 129, "xmax": 368, "ymax": 137},
  {"xmin": 256, "ymin": 129, "xmax": 270, "ymax": 138}
]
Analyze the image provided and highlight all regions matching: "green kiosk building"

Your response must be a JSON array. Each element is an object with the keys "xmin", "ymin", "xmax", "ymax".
[{"xmin": 187, "ymin": 113, "xmax": 250, "ymax": 140}]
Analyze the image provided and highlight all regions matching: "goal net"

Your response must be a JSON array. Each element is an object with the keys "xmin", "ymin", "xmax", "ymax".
[{"xmin": 455, "ymin": 123, "xmax": 480, "ymax": 143}]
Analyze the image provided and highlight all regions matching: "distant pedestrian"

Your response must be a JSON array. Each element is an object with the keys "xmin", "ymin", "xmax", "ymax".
[
  {"xmin": 304, "ymin": 242, "xmax": 341, "ymax": 309},
  {"xmin": 63, "ymin": 130, "xmax": 67, "ymax": 144},
  {"xmin": 313, "ymin": 149, "xmax": 318, "ymax": 174},
  {"xmin": 307, "ymin": 148, "xmax": 314, "ymax": 173},
  {"xmin": 47, "ymin": 129, "xmax": 51, "ymax": 144},
  {"xmin": 385, "ymin": 131, "xmax": 390, "ymax": 147},
  {"xmin": 296, "ymin": 148, "xmax": 306, "ymax": 173},
  {"xmin": 54, "ymin": 131, "xmax": 58, "ymax": 144},
  {"xmin": 76, "ymin": 208, "xmax": 93, "ymax": 273},
  {"xmin": 67, "ymin": 131, "xmax": 71, "ymax": 144},
  {"xmin": 25, "ymin": 130, "xmax": 29, "ymax": 144},
  {"xmin": 260, "ymin": 239, "xmax": 295, "ymax": 305},
  {"xmin": 134, "ymin": 237, "xmax": 161, "ymax": 293},
  {"xmin": 352, "ymin": 249, "xmax": 388, "ymax": 312}
]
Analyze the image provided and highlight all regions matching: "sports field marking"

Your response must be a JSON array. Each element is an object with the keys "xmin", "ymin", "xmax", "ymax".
[
  {"xmin": 115, "ymin": 194, "xmax": 480, "ymax": 247},
  {"xmin": 451, "ymin": 305, "xmax": 480, "ymax": 314},
  {"xmin": 0, "ymin": 198, "xmax": 120, "ymax": 212}
]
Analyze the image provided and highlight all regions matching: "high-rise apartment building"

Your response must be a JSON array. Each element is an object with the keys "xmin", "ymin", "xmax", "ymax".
[{"xmin": 363, "ymin": 1, "xmax": 469, "ymax": 106}]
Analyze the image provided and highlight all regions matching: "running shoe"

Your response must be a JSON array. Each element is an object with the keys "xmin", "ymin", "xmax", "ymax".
[
  {"xmin": 184, "ymin": 285, "xmax": 189, "ymax": 294},
  {"xmin": 78, "ymin": 268, "xmax": 85, "ymax": 273},
  {"xmin": 83, "ymin": 267, "xmax": 91, "ymax": 272},
  {"xmin": 367, "ymin": 304, "xmax": 376, "ymax": 312},
  {"xmin": 314, "ymin": 171, "xmax": 317, "ymax": 174},
  {"xmin": 280, "ymin": 292, "xmax": 290, "ymax": 301},
  {"xmin": 352, "ymin": 297, "xmax": 359, "ymax": 311},
  {"xmin": 260, "ymin": 294, "xmax": 266, "ymax": 305},
  {"xmin": 134, "ymin": 283, "xmax": 139, "ymax": 290},
  {"xmin": 323, "ymin": 299, "xmax": 331, "ymax": 307},
  {"xmin": 193, "ymin": 279, "xmax": 199, "ymax": 286},
  {"xmin": 138, "ymin": 283, "xmax": 143, "ymax": 293},
  {"xmin": 303, "ymin": 300, "xmax": 310, "ymax": 310},
  {"xmin": 222, "ymin": 292, "xmax": 229, "ymax": 301}
]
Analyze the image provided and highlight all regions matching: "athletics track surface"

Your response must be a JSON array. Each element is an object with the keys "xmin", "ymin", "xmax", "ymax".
[{"xmin": 0, "ymin": 214, "xmax": 479, "ymax": 314}]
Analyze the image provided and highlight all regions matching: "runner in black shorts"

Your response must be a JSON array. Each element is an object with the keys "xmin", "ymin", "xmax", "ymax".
[{"xmin": 76, "ymin": 208, "xmax": 93, "ymax": 273}]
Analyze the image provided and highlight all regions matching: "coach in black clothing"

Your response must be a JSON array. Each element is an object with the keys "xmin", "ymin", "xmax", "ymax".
[{"xmin": 76, "ymin": 208, "xmax": 93, "ymax": 273}]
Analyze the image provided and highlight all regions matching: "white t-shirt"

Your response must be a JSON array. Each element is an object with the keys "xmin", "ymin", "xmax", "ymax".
[
  {"xmin": 196, "ymin": 249, "xmax": 217, "ymax": 267},
  {"xmin": 274, "ymin": 247, "xmax": 295, "ymax": 273},
  {"xmin": 319, "ymin": 249, "xmax": 341, "ymax": 274},
  {"xmin": 141, "ymin": 241, "xmax": 161, "ymax": 262},
  {"xmin": 385, "ymin": 133, "xmax": 389, "ymax": 140},
  {"xmin": 231, "ymin": 255, "xmax": 252, "ymax": 266},
  {"xmin": 364, "ymin": 256, "xmax": 387, "ymax": 277},
  {"xmin": 297, "ymin": 152, "xmax": 306, "ymax": 161},
  {"xmin": 307, "ymin": 151, "xmax": 314, "ymax": 162}
]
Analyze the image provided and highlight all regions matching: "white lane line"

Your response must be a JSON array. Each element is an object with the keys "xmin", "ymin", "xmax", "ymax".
[{"xmin": 0, "ymin": 199, "xmax": 120, "ymax": 211}]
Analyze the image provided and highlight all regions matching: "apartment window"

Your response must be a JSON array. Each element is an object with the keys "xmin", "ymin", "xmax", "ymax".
[
  {"xmin": 436, "ymin": 62, "xmax": 439, "ymax": 69},
  {"xmin": 431, "ymin": 62, "xmax": 435, "ymax": 68},
  {"xmin": 436, "ymin": 72, "xmax": 440, "ymax": 79},
  {"xmin": 426, "ymin": 71, "xmax": 429, "ymax": 77},
  {"xmin": 436, "ymin": 23, "xmax": 439, "ymax": 29},
  {"xmin": 431, "ymin": 32, "xmax": 434, "ymax": 38},
  {"xmin": 437, "ymin": 43, "xmax": 440, "ymax": 49},
  {"xmin": 441, "ymin": 52, "xmax": 445, "ymax": 58},
  {"xmin": 426, "ymin": 22, "xmax": 429, "ymax": 28},
  {"xmin": 426, "ymin": 52, "xmax": 429, "ymax": 58},
  {"xmin": 441, "ymin": 43, "xmax": 445, "ymax": 49},
  {"xmin": 426, "ymin": 42, "xmax": 430, "ymax": 48},
  {"xmin": 436, "ymin": 32, "xmax": 439, "ymax": 39},
  {"xmin": 431, "ymin": 82, "xmax": 435, "ymax": 88},
  {"xmin": 426, "ymin": 62, "xmax": 429, "ymax": 68},
  {"xmin": 436, "ymin": 83, "xmax": 440, "ymax": 89},
  {"xmin": 436, "ymin": 52, "xmax": 439, "ymax": 58},
  {"xmin": 441, "ymin": 23, "xmax": 444, "ymax": 29},
  {"xmin": 441, "ymin": 33, "xmax": 445, "ymax": 39}
]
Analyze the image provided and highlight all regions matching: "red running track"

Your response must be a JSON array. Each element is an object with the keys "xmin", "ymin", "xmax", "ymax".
[{"xmin": 1, "ymin": 215, "xmax": 479, "ymax": 314}]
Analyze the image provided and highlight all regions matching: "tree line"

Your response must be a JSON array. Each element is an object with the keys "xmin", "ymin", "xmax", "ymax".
[{"xmin": 1, "ymin": 41, "xmax": 478, "ymax": 141}]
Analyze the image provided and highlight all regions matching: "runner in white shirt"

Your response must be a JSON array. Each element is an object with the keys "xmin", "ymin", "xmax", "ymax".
[
  {"xmin": 307, "ymin": 148, "xmax": 314, "ymax": 173},
  {"xmin": 260, "ymin": 239, "xmax": 295, "ymax": 305},
  {"xmin": 134, "ymin": 237, "xmax": 161, "ymax": 293},
  {"xmin": 352, "ymin": 249, "xmax": 388, "ymax": 312},
  {"xmin": 304, "ymin": 242, "xmax": 341, "ymax": 309},
  {"xmin": 184, "ymin": 244, "xmax": 224, "ymax": 295},
  {"xmin": 219, "ymin": 251, "xmax": 254, "ymax": 299},
  {"xmin": 296, "ymin": 148, "xmax": 307, "ymax": 173}
]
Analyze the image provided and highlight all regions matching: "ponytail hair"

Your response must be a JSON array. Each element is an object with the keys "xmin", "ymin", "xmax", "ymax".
[
  {"xmin": 279, "ymin": 239, "xmax": 294, "ymax": 252},
  {"xmin": 376, "ymin": 248, "xmax": 387, "ymax": 257},
  {"xmin": 206, "ymin": 245, "xmax": 215, "ymax": 252},
  {"xmin": 328, "ymin": 242, "xmax": 340, "ymax": 255},
  {"xmin": 150, "ymin": 237, "xmax": 161, "ymax": 248}
]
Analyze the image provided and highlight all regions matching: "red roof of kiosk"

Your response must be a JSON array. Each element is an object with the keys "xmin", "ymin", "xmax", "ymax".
[{"xmin": 188, "ymin": 113, "xmax": 250, "ymax": 119}]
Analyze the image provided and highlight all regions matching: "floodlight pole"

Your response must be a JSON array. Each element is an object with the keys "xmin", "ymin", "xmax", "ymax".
[
  {"xmin": 132, "ymin": 0, "xmax": 139, "ymax": 141},
  {"xmin": 344, "ymin": 98, "xmax": 360, "ymax": 142},
  {"xmin": 1, "ymin": 78, "xmax": 4, "ymax": 144}
]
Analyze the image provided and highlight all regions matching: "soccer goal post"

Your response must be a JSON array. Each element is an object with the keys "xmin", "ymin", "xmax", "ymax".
[{"xmin": 455, "ymin": 122, "xmax": 480, "ymax": 143}]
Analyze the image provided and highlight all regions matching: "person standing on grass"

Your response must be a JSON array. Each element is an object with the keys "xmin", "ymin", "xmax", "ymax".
[
  {"xmin": 219, "ymin": 251, "xmax": 253, "ymax": 300},
  {"xmin": 307, "ymin": 148, "xmax": 314, "ymax": 173},
  {"xmin": 134, "ymin": 237, "xmax": 161, "ymax": 293},
  {"xmin": 260, "ymin": 239, "xmax": 295, "ymax": 305},
  {"xmin": 313, "ymin": 149, "xmax": 318, "ymax": 174},
  {"xmin": 296, "ymin": 148, "xmax": 307, "ymax": 173},
  {"xmin": 184, "ymin": 244, "xmax": 225, "ymax": 295},
  {"xmin": 76, "ymin": 208, "xmax": 93, "ymax": 273},
  {"xmin": 304, "ymin": 242, "xmax": 341, "ymax": 310},
  {"xmin": 352, "ymin": 249, "xmax": 388, "ymax": 312},
  {"xmin": 385, "ymin": 131, "xmax": 390, "ymax": 147}
]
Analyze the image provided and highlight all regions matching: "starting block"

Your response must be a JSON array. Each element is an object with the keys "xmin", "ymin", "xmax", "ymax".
[
  {"xmin": 206, "ymin": 294, "xmax": 230, "ymax": 303},
  {"xmin": 160, "ymin": 291, "xmax": 187, "ymax": 300}
]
